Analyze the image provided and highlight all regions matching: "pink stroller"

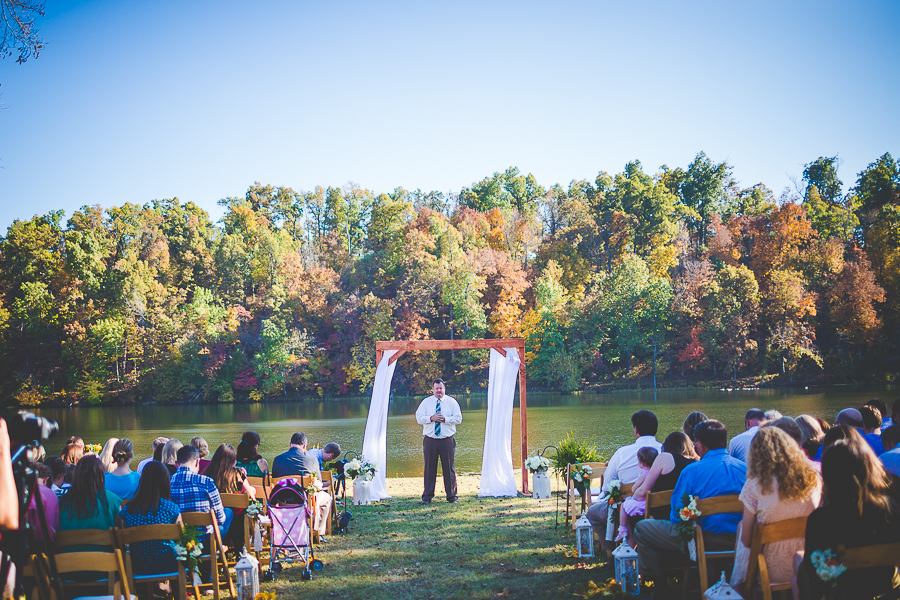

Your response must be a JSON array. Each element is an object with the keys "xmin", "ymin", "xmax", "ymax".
[{"xmin": 267, "ymin": 478, "xmax": 324, "ymax": 580}]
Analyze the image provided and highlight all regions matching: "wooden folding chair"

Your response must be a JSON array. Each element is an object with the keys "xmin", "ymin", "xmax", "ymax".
[
  {"xmin": 52, "ymin": 528, "xmax": 120, "ymax": 597},
  {"xmin": 842, "ymin": 542, "xmax": 900, "ymax": 570},
  {"xmin": 646, "ymin": 490, "xmax": 673, "ymax": 519},
  {"xmin": 30, "ymin": 550, "xmax": 131, "ymax": 600},
  {"xmin": 743, "ymin": 516, "xmax": 807, "ymax": 600},
  {"xmin": 686, "ymin": 494, "xmax": 744, "ymax": 597},
  {"xmin": 566, "ymin": 462, "xmax": 608, "ymax": 528},
  {"xmin": 319, "ymin": 470, "xmax": 338, "ymax": 534},
  {"xmin": 221, "ymin": 492, "xmax": 251, "ymax": 560},
  {"xmin": 115, "ymin": 523, "xmax": 188, "ymax": 600},
  {"xmin": 181, "ymin": 510, "xmax": 236, "ymax": 600}
]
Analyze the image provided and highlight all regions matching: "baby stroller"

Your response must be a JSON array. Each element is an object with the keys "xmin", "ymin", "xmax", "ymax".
[{"xmin": 267, "ymin": 477, "xmax": 324, "ymax": 580}]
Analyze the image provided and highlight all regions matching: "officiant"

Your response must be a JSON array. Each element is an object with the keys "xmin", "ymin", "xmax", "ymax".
[{"xmin": 415, "ymin": 378, "xmax": 462, "ymax": 504}]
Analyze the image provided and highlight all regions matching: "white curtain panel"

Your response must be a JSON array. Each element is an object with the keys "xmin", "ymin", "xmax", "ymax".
[
  {"xmin": 478, "ymin": 347, "xmax": 521, "ymax": 497},
  {"xmin": 361, "ymin": 349, "xmax": 398, "ymax": 501}
]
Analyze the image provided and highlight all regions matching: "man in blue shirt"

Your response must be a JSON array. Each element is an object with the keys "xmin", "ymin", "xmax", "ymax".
[
  {"xmin": 880, "ymin": 426, "xmax": 900, "ymax": 477},
  {"xmin": 634, "ymin": 420, "xmax": 747, "ymax": 598},
  {"xmin": 308, "ymin": 442, "xmax": 342, "ymax": 471}
]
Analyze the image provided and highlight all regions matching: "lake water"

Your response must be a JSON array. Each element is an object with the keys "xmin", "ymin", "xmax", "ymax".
[{"xmin": 35, "ymin": 386, "xmax": 895, "ymax": 477}]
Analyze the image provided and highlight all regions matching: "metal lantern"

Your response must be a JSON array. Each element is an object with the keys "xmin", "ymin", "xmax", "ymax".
[
  {"xmin": 574, "ymin": 513, "xmax": 594, "ymax": 558},
  {"xmin": 235, "ymin": 550, "xmax": 260, "ymax": 600},
  {"xmin": 612, "ymin": 542, "xmax": 640, "ymax": 595},
  {"xmin": 703, "ymin": 571, "xmax": 743, "ymax": 599}
]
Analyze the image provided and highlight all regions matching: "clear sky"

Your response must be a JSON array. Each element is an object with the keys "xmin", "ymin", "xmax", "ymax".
[{"xmin": 0, "ymin": 0, "xmax": 898, "ymax": 232}]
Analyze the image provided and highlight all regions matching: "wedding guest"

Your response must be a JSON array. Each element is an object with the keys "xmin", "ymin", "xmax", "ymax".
[
  {"xmin": 43, "ymin": 455, "xmax": 69, "ymax": 496},
  {"xmin": 647, "ymin": 432, "xmax": 699, "ymax": 512},
  {"xmin": 59, "ymin": 456, "xmax": 122, "ymax": 536},
  {"xmin": 97, "ymin": 437, "xmax": 120, "ymax": 473},
  {"xmin": 203, "ymin": 444, "xmax": 256, "ymax": 499},
  {"xmin": 236, "ymin": 431, "xmax": 269, "ymax": 477},
  {"xmin": 764, "ymin": 409, "xmax": 783, "ymax": 421},
  {"xmin": 308, "ymin": 442, "xmax": 342, "ymax": 471},
  {"xmin": 160, "ymin": 439, "xmax": 183, "ymax": 475},
  {"xmin": 616, "ymin": 446, "xmax": 659, "ymax": 547},
  {"xmin": 796, "ymin": 415, "xmax": 825, "ymax": 459},
  {"xmin": 137, "ymin": 437, "xmax": 169, "ymax": 474},
  {"xmin": 61, "ymin": 437, "xmax": 84, "ymax": 465},
  {"xmin": 866, "ymin": 399, "xmax": 891, "ymax": 431},
  {"xmin": 104, "ymin": 439, "xmax": 141, "ymax": 500},
  {"xmin": 728, "ymin": 408, "xmax": 764, "ymax": 463},
  {"xmin": 170, "ymin": 445, "xmax": 231, "ymax": 541},
  {"xmin": 880, "ymin": 426, "xmax": 900, "ymax": 477},
  {"xmin": 192, "ymin": 437, "xmax": 211, "ymax": 473},
  {"xmin": 765, "ymin": 416, "xmax": 802, "ymax": 445},
  {"xmin": 799, "ymin": 432, "xmax": 900, "ymax": 599},
  {"xmin": 586, "ymin": 411, "xmax": 663, "ymax": 550},
  {"xmin": 26, "ymin": 462, "xmax": 59, "ymax": 547},
  {"xmin": 117, "ymin": 461, "xmax": 182, "ymax": 579},
  {"xmin": 730, "ymin": 427, "xmax": 820, "ymax": 588},
  {"xmin": 682, "ymin": 411, "xmax": 708, "ymax": 443},
  {"xmin": 814, "ymin": 417, "xmax": 831, "ymax": 435},
  {"xmin": 860, "ymin": 405, "xmax": 886, "ymax": 456}
]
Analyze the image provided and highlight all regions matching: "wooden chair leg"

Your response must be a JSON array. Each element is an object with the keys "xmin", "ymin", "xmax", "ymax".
[{"xmin": 696, "ymin": 528, "xmax": 709, "ymax": 596}]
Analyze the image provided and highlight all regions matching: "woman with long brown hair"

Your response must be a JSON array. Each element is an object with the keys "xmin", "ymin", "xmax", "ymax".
[
  {"xmin": 799, "ymin": 428, "xmax": 900, "ymax": 599},
  {"xmin": 639, "ymin": 432, "xmax": 699, "ymax": 519},
  {"xmin": 59, "ymin": 455, "xmax": 121, "ymax": 534},
  {"xmin": 203, "ymin": 444, "xmax": 256, "ymax": 499},
  {"xmin": 235, "ymin": 431, "xmax": 268, "ymax": 477},
  {"xmin": 731, "ymin": 427, "xmax": 821, "ymax": 587},
  {"xmin": 61, "ymin": 436, "xmax": 84, "ymax": 465}
]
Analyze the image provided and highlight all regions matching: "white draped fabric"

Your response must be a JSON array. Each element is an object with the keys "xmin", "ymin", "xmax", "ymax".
[
  {"xmin": 361, "ymin": 349, "xmax": 398, "ymax": 501},
  {"xmin": 478, "ymin": 347, "xmax": 521, "ymax": 497}
]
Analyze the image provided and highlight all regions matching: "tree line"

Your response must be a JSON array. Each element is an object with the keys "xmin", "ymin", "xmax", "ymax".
[{"xmin": 2, "ymin": 153, "xmax": 898, "ymax": 405}]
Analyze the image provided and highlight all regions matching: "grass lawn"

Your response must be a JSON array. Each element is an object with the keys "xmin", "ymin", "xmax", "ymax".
[{"xmin": 257, "ymin": 472, "xmax": 629, "ymax": 600}]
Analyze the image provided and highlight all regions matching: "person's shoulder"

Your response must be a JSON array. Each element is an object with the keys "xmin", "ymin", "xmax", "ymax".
[{"xmin": 105, "ymin": 489, "xmax": 122, "ymax": 505}]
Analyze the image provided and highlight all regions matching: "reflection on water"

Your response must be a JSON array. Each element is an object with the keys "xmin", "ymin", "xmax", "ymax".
[{"xmin": 36, "ymin": 385, "xmax": 893, "ymax": 478}]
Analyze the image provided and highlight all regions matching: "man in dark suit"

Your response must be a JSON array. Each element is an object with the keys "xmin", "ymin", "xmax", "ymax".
[{"xmin": 272, "ymin": 432, "xmax": 332, "ymax": 540}]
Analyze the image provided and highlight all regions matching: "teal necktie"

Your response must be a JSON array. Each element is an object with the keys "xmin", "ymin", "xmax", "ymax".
[{"xmin": 434, "ymin": 399, "xmax": 442, "ymax": 437}]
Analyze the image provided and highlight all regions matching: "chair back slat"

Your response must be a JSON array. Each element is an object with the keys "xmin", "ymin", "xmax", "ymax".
[
  {"xmin": 181, "ymin": 511, "xmax": 214, "ymax": 527},
  {"xmin": 221, "ymin": 492, "xmax": 251, "ymax": 509},
  {"xmin": 759, "ymin": 516, "xmax": 807, "ymax": 545},
  {"xmin": 56, "ymin": 528, "xmax": 116, "ymax": 549},
  {"xmin": 51, "ymin": 550, "xmax": 132, "ymax": 600},
  {"xmin": 116, "ymin": 523, "xmax": 183, "ymax": 545},
  {"xmin": 694, "ymin": 494, "xmax": 743, "ymax": 516},
  {"xmin": 647, "ymin": 490, "xmax": 673, "ymax": 510},
  {"xmin": 744, "ymin": 516, "xmax": 808, "ymax": 599},
  {"xmin": 842, "ymin": 543, "xmax": 900, "ymax": 569}
]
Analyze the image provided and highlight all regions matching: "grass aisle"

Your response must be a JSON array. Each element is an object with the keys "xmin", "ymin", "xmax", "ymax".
[{"xmin": 258, "ymin": 473, "xmax": 626, "ymax": 600}]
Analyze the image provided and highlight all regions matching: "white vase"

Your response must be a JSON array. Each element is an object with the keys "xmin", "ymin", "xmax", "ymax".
[
  {"xmin": 532, "ymin": 471, "xmax": 551, "ymax": 499},
  {"xmin": 353, "ymin": 479, "xmax": 371, "ymax": 505}
]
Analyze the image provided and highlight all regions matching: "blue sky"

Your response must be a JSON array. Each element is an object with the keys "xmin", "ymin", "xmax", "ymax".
[{"xmin": 0, "ymin": 0, "xmax": 898, "ymax": 232}]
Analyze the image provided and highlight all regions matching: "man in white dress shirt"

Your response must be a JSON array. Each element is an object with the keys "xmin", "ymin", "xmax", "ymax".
[
  {"xmin": 586, "ymin": 410, "xmax": 662, "ymax": 550},
  {"xmin": 727, "ymin": 408, "xmax": 764, "ymax": 463},
  {"xmin": 415, "ymin": 378, "xmax": 463, "ymax": 504}
]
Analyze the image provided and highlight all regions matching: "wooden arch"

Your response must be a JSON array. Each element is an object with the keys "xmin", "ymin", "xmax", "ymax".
[{"xmin": 375, "ymin": 338, "xmax": 530, "ymax": 493}]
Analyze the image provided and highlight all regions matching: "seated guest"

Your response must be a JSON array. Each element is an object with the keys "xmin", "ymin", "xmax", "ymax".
[
  {"xmin": 768, "ymin": 416, "xmax": 819, "ymax": 474},
  {"xmin": 881, "ymin": 425, "xmax": 900, "ymax": 477},
  {"xmin": 26, "ymin": 462, "xmax": 59, "ymax": 547},
  {"xmin": 634, "ymin": 420, "xmax": 746, "ymax": 599},
  {"xmin": 616, "ymin": 446, "xmax": 659, "ymax": 547},
  {"xmin": 682, "ymin": 411, "xmax": 708, "ymax": 444},
  {"xmin": 764, "ymin": 409, "xmax": 783, "ymax": 421},
  {"xmin": 44, "ymin": 455, "xmax": 69, "ymax": 496},
  {"xmin": 272, "ymin": 433, "xmax": 333, "ymax": 540},
  {"xmin": 170, "ymin": 445, "xmax": 232, "ymax": 541},
  {"xmin": 105, "ymin": 439, "xmax": 141, "ymax": 500},
  {"xmin": 192, "ymin": 437, "xmax": 211, "ymax": 473},
  {"xmin": 892, "ymin": 399, "xmax": 900, "ymax": 433},
  {"xmin": 59, "ymin": 456, "xmax": 122, "ymax": 535},
  {"xmin": 586, "ymin": 410, "xmax": 662, "ymax": 550},
  {"xmin": 796, "ymin": 414, "xmax": 825, "ymax": 459},
  {"xmin": 118, "ymin": 461, "xmax": 182, "ymax": 578},
  {"xmin": 799, "ymin": 432, "xmax": 900, "ymax": 599},
  {"xmin": 813, "ymin": 408, "xmax": 883, "ymax": 459},
  {"xmin": 161, "ymin": 439, "xmax": 183, "ymax": 475},
  {"xmin": 236, "ymin": 431, "xmax": 269, "ymax": 477},
  {"xmin": 860, "ymin": 405, "xmax": 886, "ymax": 456},
  {"xmin": 137, "ymin": 437, "xmax": 169, "ymax": 474},
  {"xmin": 98, "ymin": 437, "xmax": 120, "ymax": 473},
  {"xmin": 728, "ymin": 408, "xmax": 764, "ymax": 463},
  {"xmin": 308, "ymin": 442, "xmax": 342, "ymax": 471},
  {"xmin": 729, "ymin": 427, "xmax": 820, "ymax": 588},
  {"xmin": 61, "ymin": 437, "xmax": 84, "ymax": 465},
  {"xmin": 645, "ymin": 432, "xmax": 699, "ymax": 517},
  {"xmin": 866, "ymin": 398, "xmax": 891, "ymax": 431},
  {"xmin": 203, "ymin": 444, "xmax": 256, "ymax": 499}
]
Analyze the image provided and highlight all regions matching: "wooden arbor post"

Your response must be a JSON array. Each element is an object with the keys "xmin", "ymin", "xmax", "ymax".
[{"xmin": 375, "ymin": 338, "xmax": 530, "ymax": 494}]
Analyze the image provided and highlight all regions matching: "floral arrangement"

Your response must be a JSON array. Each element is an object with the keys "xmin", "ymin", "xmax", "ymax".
[
  {"xmin": 245, "ymin": 499, "xmax": 264, "ymax": 519},
  {"xmin": 524, "ymin": 454, "xmax": 552, "ymax": 474},
  {"xmin": 170, "ymin": 526, "xmax": 202, "ymax": 582},
  {"xmin": 810, "ymin": 549, "xmax": 846, "ymax": 586},
  {"xmin": 674, "ymin": 494, "xmax": 702, "ymax": 556},
  {"xmin": 306, "ymin": 475, "xmax": 324, "ymax": 495},
  {"xmin": 345, "ymin": 457, "xmax": 377, "ymax": 481},
  {"xmin": 254, "ymin": 593, "xmax": 276, "ymax": 600},
  {"xmin": 606, "ymin": 479, "xmax": 623, "ymax": 505},
  {"xmin": 571, "ymin": 464, "xmax": 593, "ymax": 493},
  {"xmin": 85, "ymin": 443, "xmax": 102, "ymax": 454}
]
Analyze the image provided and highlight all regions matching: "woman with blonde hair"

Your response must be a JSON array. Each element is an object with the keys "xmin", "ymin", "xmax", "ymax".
[
  {"xmin": 795, "ymin": 414, "xmax": 825, "ymax": 459},
  {"xmin": 160, "ymin": 439, "xmax": 183, "ymax": 475},
  {"xmin": 98, "ymin": 437, "xmax": 119, "ymax": 473},
  {"xmin": 730, "ymin": 427, "xmax": 821, "ymax": 588}
]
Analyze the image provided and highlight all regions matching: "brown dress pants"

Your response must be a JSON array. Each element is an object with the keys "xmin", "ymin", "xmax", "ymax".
[{"xmin": 423, "ymin": 436, "xmax": 457, "ymax": 501}]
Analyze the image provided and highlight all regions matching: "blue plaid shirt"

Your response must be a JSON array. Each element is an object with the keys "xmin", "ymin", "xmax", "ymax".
[{"xmin": 170, "ymin": 466, "xmax": 226, "ymax": 532}]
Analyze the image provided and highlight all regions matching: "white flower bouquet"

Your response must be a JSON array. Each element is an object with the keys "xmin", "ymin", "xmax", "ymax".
[
  {"xmin": 345, "ymin": 457, "xmax": 377, "ymax": 481},
  {"xmin": 524, "ymin": 454, "xmax": 552, "ymax": 474}
]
